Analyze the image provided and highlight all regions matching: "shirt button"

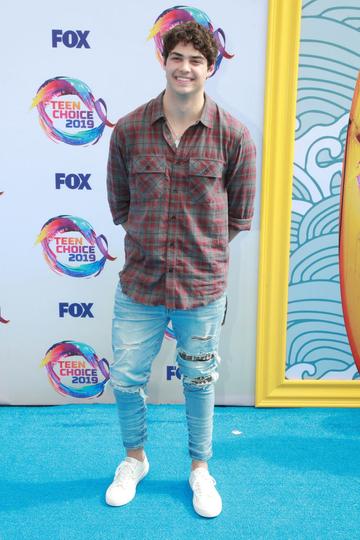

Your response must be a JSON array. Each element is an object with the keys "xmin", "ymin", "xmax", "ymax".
[
  {"xmin": 173, "ymin": 189, "xmax": 178, "ymax": 193},
  {"xmin": 169, "ymin": 241, "xmax": 175, "ymax": 247},
  {"xmin": 170, "ymin": 215, "xmax": 176, "ymax": 221},
  {"xmin": 168, "ymin": 268, "xmax": 173, "ymax": 273}
]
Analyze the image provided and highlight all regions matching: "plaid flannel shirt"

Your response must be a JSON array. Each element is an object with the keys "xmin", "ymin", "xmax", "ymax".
[{"xmin": 107, "ymin": 92, "xmax": 256, "ymax": 309}]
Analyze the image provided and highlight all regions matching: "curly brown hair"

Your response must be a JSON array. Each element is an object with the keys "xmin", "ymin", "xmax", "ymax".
[{"xmin": 162, "ymin": 22, "xmax": 218, "ymax": 68}]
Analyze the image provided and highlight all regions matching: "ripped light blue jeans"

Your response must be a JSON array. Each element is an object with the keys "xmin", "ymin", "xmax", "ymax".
[{"xmin": 110, "ymin": 282, "xmax": 226, "ymax": 462}]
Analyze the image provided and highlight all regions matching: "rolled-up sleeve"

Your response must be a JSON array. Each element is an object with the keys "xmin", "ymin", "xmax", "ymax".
[
  {"xmin": 226, "ymin": 126, "xmax": 256, "ymax": 232},
  {"xmin": 106, "ymin": 124, "xmax": 130, "ymax": 225}
]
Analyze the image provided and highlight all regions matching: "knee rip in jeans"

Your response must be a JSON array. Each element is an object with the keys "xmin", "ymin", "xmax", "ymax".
[
  {"xmin": 113, "ymin": 343, "xmax": 140, "ymax": 352},
  {"xmin": 178, "ymin": 350, "xmax": 221, "ymax": 364},
  {"xmin": 191, "ymin": 334, "xmax": 213, "ymax": 341},
  {"xmin": 179, "ymin": 351, "xmax": 221, "ymax": 386},
  {"xmin": 183, "ymin": 372, "xmax": 220, "ymax": 386},
  {"xmin": 113, "ymin": 383, "xmax": 147, "ymax": 401},
  {"xmin": 179, "ymin": 350, "xmax": 220, "ymax": 362}
]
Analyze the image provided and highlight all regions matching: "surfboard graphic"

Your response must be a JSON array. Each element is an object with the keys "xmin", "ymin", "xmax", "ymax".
[{"xmin": 339, "ymin": 72, "xmax": 360, "ymax": 375}]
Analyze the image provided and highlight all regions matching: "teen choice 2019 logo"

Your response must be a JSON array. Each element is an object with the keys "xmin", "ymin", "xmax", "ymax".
[
  {"xmin": 41, "ymin": 341, "xmax": 110, "ymax": 398},
  {"xmin": 36, "ymin": 215, "xmax": 116, "ymax": 278},
  {"xmin": 31, "ymin": 76, "xmax": 114, "ymax": 145},
  {"xmin": 165, "ymin": 321, "xmax": 176, "ymax": 340},
  {"xmin": 148, "ymin": 5, "xmax": 234, "ymax": 76}
]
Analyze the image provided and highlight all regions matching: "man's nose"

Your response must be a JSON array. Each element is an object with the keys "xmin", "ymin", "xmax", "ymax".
[{"xmin": 179, "ymin": 59, "xmax": 191, "ymax": 72}]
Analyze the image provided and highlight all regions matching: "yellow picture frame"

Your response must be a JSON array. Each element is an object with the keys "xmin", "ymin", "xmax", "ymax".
[{"xmin": 255, "ymin": 0, "xmax": 360, "ymax": 407}]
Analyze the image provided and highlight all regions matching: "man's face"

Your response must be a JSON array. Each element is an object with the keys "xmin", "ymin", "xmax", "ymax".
[{"xmin": 163, "ymin": 42, "xmax": 214, "ymax": 97}]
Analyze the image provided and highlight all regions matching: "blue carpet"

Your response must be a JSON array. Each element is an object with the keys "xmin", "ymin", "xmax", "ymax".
[{"xmin": 0, "ymin": 405, "xmax": 360, "ymax": 540}]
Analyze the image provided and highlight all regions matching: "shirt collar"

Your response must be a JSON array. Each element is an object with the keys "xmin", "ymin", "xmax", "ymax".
[
  {"xmin": 150, "ymin": 91, "xmax": 214, "ymax": 128},
  {"xmin": 150, "ymin": 92, "xmax": 166, "ymax": 124}
]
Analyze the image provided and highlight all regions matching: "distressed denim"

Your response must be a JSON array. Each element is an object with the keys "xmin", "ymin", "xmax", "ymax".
[{"xmin": 111, "ymin": 282, "xmax": 226, "ymax": 462}]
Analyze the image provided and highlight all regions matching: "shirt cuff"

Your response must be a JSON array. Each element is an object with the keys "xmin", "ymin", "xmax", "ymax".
[{"xmin": 228, "ymin": 216, "xmax": 252, "ymax": 232}]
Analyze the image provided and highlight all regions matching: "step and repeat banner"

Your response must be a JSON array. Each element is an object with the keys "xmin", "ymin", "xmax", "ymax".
[{"xmin": 0, "ymin": 1, "xmax": 267, "ymax": 405}]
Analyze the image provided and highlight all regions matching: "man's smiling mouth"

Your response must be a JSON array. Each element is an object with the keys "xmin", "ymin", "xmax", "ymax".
[{"xmin": 175, "ymin": 76, "xmax": 193, "ymax": 81}]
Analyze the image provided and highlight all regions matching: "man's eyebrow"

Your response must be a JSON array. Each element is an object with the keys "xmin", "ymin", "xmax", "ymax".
[{"xmin": 169, "ymin": 52, "xmax": 205, "ymax": 60}]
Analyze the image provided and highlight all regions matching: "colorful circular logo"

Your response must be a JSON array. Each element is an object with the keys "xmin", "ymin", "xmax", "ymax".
[
  {"xmin": 41, "ymin": 340, "xmax": 110, "ymax": 398},
  {"xmin": 165, "ymin": 321, "xmax": 176, "ymax": 340},
  {"xmin": 148, "ymin": 6, "xmax": 234, "ymax": 75},
  {"xmin": 35, "ymin": 215, "xmax": 116, "ymax": 278},
  {"xmin": 31, "ymin": 76, "xmax": 114, "ymax": 145}
]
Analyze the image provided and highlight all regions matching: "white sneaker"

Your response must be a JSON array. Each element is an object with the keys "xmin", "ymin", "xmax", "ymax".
[
  {"xmin": 105, "ymin": 456, "xmax": 149, "ymax": 506},
  {"xmin": 189, "ymin": 468, "xmax": 222, "ymax": 518}
]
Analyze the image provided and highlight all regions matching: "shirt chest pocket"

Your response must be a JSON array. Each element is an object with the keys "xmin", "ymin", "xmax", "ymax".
[
  {"xmin": 131, "ymin": 155, "xmax": 167, "ymax": 201},
  {"xmin": 189, "ymin": 158, "xmax": 225, "ymax": 205}
]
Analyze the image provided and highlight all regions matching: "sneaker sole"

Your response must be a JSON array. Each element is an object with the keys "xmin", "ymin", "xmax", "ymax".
[
  {"xmin": 105, "ymin": 463, "xmax": 149, "ymax": 507},
  {"xmin": 192, "ymin": 498, "xmax": 222, "ymax": 518}
]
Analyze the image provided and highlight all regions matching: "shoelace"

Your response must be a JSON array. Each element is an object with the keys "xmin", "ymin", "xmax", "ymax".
[
  {"xmin": 113, "ymin": 461, "xmax": 136, "ymax": 487},
  {"xmin": 192, "ymin": 471, "xmax": 216, "ymax": 496}
]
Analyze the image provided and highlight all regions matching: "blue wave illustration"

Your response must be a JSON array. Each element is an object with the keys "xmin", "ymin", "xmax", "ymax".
[
  {"xmin": 296, "ymin": 5, "xmax": 360, "ymax": 138},
  {"xmin": 286, "ymin": 0, "xmax": 360, "ymax": 379}
]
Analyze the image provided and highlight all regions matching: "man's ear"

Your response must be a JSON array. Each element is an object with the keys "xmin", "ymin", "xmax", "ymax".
[{"xmin": 207, "ymin": 64, "xmax": 215, "ymax": 78}]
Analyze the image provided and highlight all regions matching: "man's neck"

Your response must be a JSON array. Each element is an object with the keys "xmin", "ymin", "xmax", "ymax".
[{"xmin": 163, "ymin": 89, "xmax": 205, "ymax": 127}]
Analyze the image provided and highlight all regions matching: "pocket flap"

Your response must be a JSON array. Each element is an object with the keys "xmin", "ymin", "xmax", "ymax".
[
  {"xmin": 190, "ymin": 158, "xmax": 223, "ymax": 177},
  {"xmin": 132, "ymin": 155, "xmax": 166, "ymax": 174}
]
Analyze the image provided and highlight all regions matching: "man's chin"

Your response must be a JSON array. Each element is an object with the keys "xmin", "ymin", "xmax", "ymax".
[{"xmin": 173, "ymin": 84, "xmax": 197, "ymax": 96}]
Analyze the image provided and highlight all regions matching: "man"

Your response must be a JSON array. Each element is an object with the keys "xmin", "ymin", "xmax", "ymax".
[{"xmin": 106, "ymin": 21, "xmax": 256, "ymax": 518}]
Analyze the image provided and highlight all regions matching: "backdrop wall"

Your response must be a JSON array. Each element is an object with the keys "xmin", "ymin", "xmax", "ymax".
[{"xmin": 0, "ymin": 0, "xmax": 267, "ymax": 405}]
